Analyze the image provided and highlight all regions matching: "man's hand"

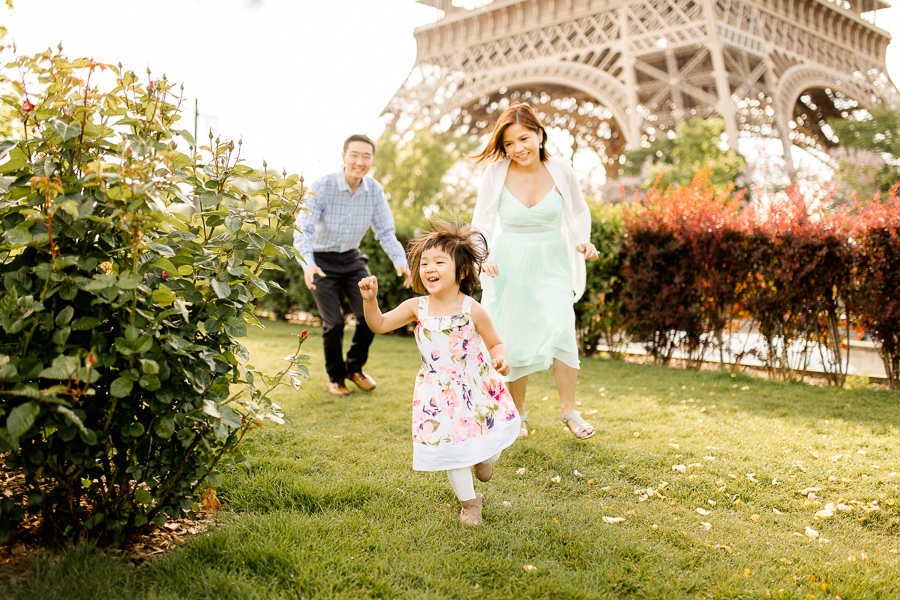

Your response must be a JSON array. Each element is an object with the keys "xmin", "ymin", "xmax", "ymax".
[
  {"xmin": 358, "ymin": 276, "xmax": 379, "ymax": 301},
  {"xmin": 491, "ymin": 356, "xmax": 510, "ymax": 376},
  {"xmin": 396, "ymin": 265, "xmax": 412, "ymax": 288},
  {"xmin": 480, "ymin": 261, "xmax": 499, "ymax": 277},
  {"xmin": 577, "ymin": 243, "xmax": 599, "ymax": 261},
  {"xmin": 304, "ymin": 265, "xmax": 326, "ymax": 290}
]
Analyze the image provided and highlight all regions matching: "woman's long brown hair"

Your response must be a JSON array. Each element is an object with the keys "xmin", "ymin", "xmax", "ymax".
[{"xmin": 469, "ymin": 102, "xmax": 551, "ymax": 165}]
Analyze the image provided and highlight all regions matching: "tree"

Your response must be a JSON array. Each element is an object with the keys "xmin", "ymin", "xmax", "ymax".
[
  {"xmin": 622, "ymin": 117, "xmax": 746, "ymax": 192},
  {"xmin": 828, "ymin": 103, "xmax": 900, "ymax": 199},
  {"xmin": 372, "ymin": 128, "xmax": 476, "ymax": 231}
]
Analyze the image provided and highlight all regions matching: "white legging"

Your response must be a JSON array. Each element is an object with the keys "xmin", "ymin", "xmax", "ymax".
[{"xmin": 446, "ymin": 452, "xmax": 501, "ymax": 501}]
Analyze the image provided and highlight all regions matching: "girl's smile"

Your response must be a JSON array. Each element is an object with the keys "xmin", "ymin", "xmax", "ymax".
[{"xmin": 419, "ymin": 247, "xmax": 457, "ymax": 296}]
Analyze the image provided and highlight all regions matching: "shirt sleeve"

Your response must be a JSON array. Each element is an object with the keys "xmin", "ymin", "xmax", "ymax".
[
  {"xmin": 370, "ymin": 183, "xmax": 408, "ymax": 269},
  {"xmin": 293, "ymin": 180, "xmax": 322, "ymax": 270}
]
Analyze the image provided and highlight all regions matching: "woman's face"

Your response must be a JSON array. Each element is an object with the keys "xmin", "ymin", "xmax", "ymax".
[{"xmin": 501, "ymin": 123, "xmax": 542, "ymax": 168}]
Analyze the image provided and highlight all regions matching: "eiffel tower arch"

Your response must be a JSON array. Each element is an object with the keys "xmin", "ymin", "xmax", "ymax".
[{"xmin": 382, "ymin": 0, "xmax": 898, "ymax": 180}]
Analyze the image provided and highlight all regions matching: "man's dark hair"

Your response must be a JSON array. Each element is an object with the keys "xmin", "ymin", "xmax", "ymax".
[{"xmin": 343, "ymin": 134, "xmax": 376, "ymax": 154}]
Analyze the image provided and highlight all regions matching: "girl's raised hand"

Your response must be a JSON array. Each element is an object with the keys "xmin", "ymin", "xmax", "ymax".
[
  {"xmin": 358, "ymin": 276, "xmax": 379, "ymax": 300},
  {"xmin": 491, "ymin": 356, "xmax": 510, "ymax": 376}
]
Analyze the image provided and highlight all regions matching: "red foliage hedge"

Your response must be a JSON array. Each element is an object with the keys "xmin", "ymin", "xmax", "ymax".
[{"xmin": 618, "ymin": 172, "xmax": 899, "ymax": 389}]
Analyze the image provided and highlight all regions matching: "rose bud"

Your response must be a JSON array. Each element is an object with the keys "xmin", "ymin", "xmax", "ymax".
[
  {"xmin": 162, "ymin": 271, "xmax": 169, "ymax": 280},
  {"xmin": 22, "ymin": 99, "xmax": 34, "ymax": 114},
  {"xmin": 87, "ymin": 354, "xmax": 97, "ymax": 366},
  {"xmin": 300, "ymin": 329, "xmax": 308, "ymax": 341}
]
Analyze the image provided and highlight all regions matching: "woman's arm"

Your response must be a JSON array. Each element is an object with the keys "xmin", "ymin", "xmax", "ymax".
[
  {"xmin": 470, "ymin": 301, "xmax": 509, "ymax": 376},
  {"xmin": 358, "ymin": 277, "xmax": 418, "ymax": 334}
]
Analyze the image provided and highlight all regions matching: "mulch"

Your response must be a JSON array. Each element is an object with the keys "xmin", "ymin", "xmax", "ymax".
[{"xmin": 0, "ymin": 459, "xmax": 219, "ymax": 585}]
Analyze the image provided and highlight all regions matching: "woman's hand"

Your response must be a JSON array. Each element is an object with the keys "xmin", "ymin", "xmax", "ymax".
[
  {"xmin": 577, "ymin": 243, "xmax": 599, "ymax": 261},
  {"xmin": 480, "ymin": 261, "xmax": 500, "ymax": 277},
  {"xmin": 358, "ymin": 276, "xmax": 379, "ymax": 301}
]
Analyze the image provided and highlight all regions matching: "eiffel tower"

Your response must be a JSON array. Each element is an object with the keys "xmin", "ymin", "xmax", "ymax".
[{"xmin": 382, "ymin": 0, "xmax": 897, "ymax": 180}]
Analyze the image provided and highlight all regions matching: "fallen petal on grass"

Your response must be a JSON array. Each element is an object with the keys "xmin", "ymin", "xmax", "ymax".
[
  {"xmin": 805, "ymin": 526, "xmax": 819, "ymax": 539},
  {"xmin": 673, "ymin": 465, "xmax": 686, "ymax": 473},
  {"xmin": 696, "ymin": 508, "xmax": 711, "ymax": 516},
  {"xmin": 602, "ymin": 516, "xmax": 626, "ymax": 524}
]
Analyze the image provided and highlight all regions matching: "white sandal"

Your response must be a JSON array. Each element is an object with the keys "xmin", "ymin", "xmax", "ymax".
[
  {"xmin": 561, "ymin": 412, "xmax": 595, "ymax": 440},
  {"xmin": 517, "ymin": 414, "xmax": 528, "ymax": 438}
]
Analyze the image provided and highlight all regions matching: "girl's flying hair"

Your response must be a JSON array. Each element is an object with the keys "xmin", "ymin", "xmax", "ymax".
[{"xmin": 407, "ymin": 219, "xmax": 489, "ymax": 296}]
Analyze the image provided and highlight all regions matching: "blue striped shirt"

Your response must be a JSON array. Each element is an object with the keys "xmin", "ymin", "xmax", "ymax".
[{"xmin": 293, "ymin": 169, "xmax": 407, "ymax": 270}]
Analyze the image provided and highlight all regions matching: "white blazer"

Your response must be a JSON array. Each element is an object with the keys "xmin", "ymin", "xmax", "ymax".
[{"xmin": 472, "ymin": 157, "xmax": 592, "ymax": 304}]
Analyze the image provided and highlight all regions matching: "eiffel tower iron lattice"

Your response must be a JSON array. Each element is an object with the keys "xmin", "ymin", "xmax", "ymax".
[{"xmin": 382, "ymin": 0, "xmax": 898, "ymax": 181}]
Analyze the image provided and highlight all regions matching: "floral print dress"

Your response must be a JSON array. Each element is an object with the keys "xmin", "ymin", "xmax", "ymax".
[{"xmin": 411, "ymin": 295, "xmax": 521, "ymax": 472}]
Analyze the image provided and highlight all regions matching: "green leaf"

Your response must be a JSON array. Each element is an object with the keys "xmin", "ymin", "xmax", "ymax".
[
  {"xmin": 152, "ymin": 257, "xmax": 178, "ymax": 274},
  {"xmin": 7, "ymin": 401, "xmax": 39, "ymax": 440},
  {"xmin": 139, "ymin": 359, "xmax": 159, "ymax": 374},
  {"xmin": 148, "ymin": 242, "xmax": 175, "ymax": 257},
  {"xmin": 55, "ymin": 305, "xmax": 75, "ymax": 327},
  {"xmin": 153, "ymin": 416, "xmax": 176, "ymax": 439},
  {"xmin": 3, "ymin": 224, "xmax": 32, "ymax": 246},
  {"xmin": 117, "ymin": 272, "xmax": 142, "ymax": 290},
  {"xmin": 202, "ymin": 400, "xmax": 221, "ymax": 418},
  {"xmin": 0, "ymin": 147, "xmax": 28, "ymax": 174},
  {"xmin": 151, "ymin": 285, "xmax": 176, "ymax": 306},
  {"xmin": 219, "ymin": 405, "xmax": 242, "ymax": 429},
  {"xmin": 110, "ymin": 377, "xmax": 133, "ymax": 398},
  {"xmin": 224, "ymin": 216, "xmax": 241, "ymax": 233},
  {"xmin": 48, "ymin": 119, "xmax": 83, "ymax": 141},
  {"xmin": 211, "ymin": 279, "xmax": 231, "ymax": 299},
  {"xmin": 139, "ymin": 374, "xmax": 160, "ymax": 391},
  {"xmin": 71, "ymin": 317, "xmax": 102, "ymax": 330},
  {"xmin": 207, "ymin": 471, "xmax": 224, "ymax": 488},
  {"xmin": 56, "ymin": 406, "xmax": 89, "ymax": 434},
  {"xmin": 135, "ymin": 488, "xmax": 153, "ymax": 506}
]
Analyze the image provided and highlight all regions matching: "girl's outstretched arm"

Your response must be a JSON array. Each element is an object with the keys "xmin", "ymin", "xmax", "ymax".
[
  {"xmin": 470, "ymin": 301, "xmax": 509, "ymax": 376},
  {"xmin": 359, "ymin": 276, "xmax": 418, "ymax": 334}
]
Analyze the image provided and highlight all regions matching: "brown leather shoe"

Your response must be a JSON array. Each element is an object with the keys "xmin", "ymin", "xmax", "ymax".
[
  {"xmin": 474, "ymin": 461, "xmax": 493, "ymax": 482},
  {"xmin": 326, "ymin": 381, "xmax": 350, "ymax": 396},
  {"xmin": 348, "ymin": 371, "xmax": 376, "ymax": 391}
]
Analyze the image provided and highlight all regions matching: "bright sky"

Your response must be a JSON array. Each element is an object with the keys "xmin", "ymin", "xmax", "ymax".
[{"xmin": 3, "ymin": 0, "xmax": 900, "ymax": 182}]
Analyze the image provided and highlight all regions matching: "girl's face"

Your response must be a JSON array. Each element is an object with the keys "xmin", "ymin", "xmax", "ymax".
[
  {"xmin": 502, "ymin": 122, "xmax": 542, "ymax": 167},
  {"xmin": 419, "ymin": 246, "xmax": 458, "ymax": 296}
]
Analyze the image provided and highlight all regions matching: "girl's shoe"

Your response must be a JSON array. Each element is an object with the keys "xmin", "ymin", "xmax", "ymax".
[
  {"xmin": 460, "ymin": 493, "xmax": 484, "ymax": 526},
  {"xmin": 517, "ymin": 414, "xmax": 529, "ymax": 439},
  {"xmin": 561, "ymin": 412, "xmax": 595, "ymax": 440},
  {"xmin": 474, "ymin": 461, "xmax": 493, "ymax": 482}
]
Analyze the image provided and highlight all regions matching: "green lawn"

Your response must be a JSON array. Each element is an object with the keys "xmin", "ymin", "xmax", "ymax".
[{"xmin": 4, "ymin": 320, "xmax": 900, "ymax": 599}]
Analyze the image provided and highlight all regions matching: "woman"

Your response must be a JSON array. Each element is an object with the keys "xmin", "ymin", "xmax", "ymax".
[{"xmin": 471, "ymin": 102, "xmax": 599, "ymax": 440}]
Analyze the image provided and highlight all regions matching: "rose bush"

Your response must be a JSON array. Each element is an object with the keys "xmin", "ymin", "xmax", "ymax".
[{"xmin": 0, "ymin": 48, "xmax": 310, "ymax": 543}]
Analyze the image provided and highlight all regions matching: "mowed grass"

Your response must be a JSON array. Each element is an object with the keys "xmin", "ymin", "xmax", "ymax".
[{"xmin": 4, "ymin": 319, "xmax": 900, "ymax": 599}]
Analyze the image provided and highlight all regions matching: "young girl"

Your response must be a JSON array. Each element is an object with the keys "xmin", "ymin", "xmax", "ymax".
[{"xmin": 358, "ymin": 219, "xmax": 520, "ymax": 526}]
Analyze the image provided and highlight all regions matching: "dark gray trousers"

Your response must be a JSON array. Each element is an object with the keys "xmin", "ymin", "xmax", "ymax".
[{"xmin": 311, "ymin": 249, "xmax": 373, "ymax": 384}]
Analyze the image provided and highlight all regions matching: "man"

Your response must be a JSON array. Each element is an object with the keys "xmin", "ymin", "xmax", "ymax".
[{"xmin": 294, "ymin": 134, "xmax": 410, "ymax": 395}]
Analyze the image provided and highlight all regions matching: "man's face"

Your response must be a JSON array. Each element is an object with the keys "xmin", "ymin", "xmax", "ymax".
[{"xmin": 342, "ymin": 141, "xmax": 374, "ymax": 181}]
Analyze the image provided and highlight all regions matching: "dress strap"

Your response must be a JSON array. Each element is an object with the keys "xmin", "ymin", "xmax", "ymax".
[
  {"xmin": 461, "ymin": 295, "xmax": 474, "ymax": 315},
  {"xmin": 417, "ymin": 296, "xmax": 428, "ymax": 320}
]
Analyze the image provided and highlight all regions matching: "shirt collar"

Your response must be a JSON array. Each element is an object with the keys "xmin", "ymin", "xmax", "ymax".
[{"xmin": 337, "ymin": 168, "xmax": 369, "ymax": 194}]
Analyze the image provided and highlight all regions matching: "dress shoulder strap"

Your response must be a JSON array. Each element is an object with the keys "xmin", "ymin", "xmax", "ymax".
[
  {"xmin": 461, "ymin": 295, "xmax": 474, "ymax": 315},
  {"xmin": 417, "ymin": 296, "xmax": 428, "ymax": 320}
]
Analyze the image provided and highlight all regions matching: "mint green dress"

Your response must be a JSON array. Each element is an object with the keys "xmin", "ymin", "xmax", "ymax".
[{"xmin": 485, "ymin": 186, "xmax": 580, "ymax": 381}]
